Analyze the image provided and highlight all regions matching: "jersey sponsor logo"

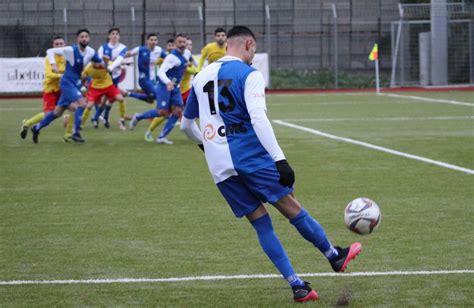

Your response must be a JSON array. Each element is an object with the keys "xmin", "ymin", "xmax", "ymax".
[
  {"xmin": 203, "ymin": 124, "xmax": 217, "ymax": 141},
  {"xmin": 203, "ymin": 122, "xmax": 247, "ymax": 141}
]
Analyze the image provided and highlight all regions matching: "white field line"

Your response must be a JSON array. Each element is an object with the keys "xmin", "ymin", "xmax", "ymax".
[
  {"xmin": 280, "ymin": 116, "xmax": 474, "ymax": 122},
  {"xmin": 1, "ymin": 270, "xmax": 473, "ymax": 286},
  {"xmin": 273, "ymin": 120, "xmax": 474, "ymax": 175},
  {"xmin": 380, "ymin": 93, "xmax": 474, "ymax": 107}
]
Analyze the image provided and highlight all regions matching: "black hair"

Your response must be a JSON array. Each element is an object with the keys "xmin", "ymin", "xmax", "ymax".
[
  {"xmin": 175, "ymin": 33, "xmax": 187, "ymax": 39},
  {"xmin": 167, "ymin": 38, "xmax": 175, "ymax": 44},
  {"xmin": 147, "ymin": 33, "xmax": 158, "ymax": 40},
  {"xmin": 214, "ymin": 27, "xmax": 226, "ymax": 35},
  {"xmin": 227, "ymin": 26, "xmax": 255, "ymax": 40},
  {"xmin": 76, "ymin": 28, "xmax": 90, "ymax": 37},
  {"xmin": 108, "ymin": 27, "xmax": 120, "ymax": 35},
  {"xmin": 52, "ymin": 35, "xmax": 65, "ymax": 42}
]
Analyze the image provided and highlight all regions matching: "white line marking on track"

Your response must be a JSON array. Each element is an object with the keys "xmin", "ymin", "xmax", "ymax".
[
  {"xmin": 380, "ymin": 93, "xmax": 474, "ymax": 107},
  {"xmin": 273, "ymin": 120, "xmax": 474, "ymax": 175},
  {"xmin": 1, "ymin": 270, "xmax": 472, "ymax": 285},
  {"xmin": 280, "ymin": 116, "xmax": 474, "ymax": 122}
]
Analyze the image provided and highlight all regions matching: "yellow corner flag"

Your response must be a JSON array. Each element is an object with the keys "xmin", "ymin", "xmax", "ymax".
[{"xmin": 369, "ymin": 43, "xmax": 378, "ymax": 61}]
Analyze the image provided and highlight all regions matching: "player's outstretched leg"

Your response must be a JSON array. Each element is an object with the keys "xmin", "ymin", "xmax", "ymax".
[
  {"xmin": 156, "ymin": 115, "xmax": 179, "ymax": 144},
  {"xmin": 289, "ymin": 207, "xmax": 361, "ymax": 272},
  {"xmin": 30, "ymin": 111, "xmax": 58, "ymax": 143},
  {"xmin": 129, "ymin": 109, "xmax": 159, "ymax": 130}
]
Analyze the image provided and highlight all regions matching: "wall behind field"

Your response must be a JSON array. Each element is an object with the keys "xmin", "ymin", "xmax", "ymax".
[{"xmin": 0, "ymin": 0, "xmax": 400, "ymax": 73}]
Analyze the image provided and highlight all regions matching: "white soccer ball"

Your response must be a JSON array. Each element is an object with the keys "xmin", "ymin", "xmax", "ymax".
[{"xmin": 344, "ymin": 198, "xmax": 381, "ymax": 235}]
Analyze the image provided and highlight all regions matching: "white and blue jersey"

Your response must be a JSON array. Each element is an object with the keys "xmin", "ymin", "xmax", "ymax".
[
  {"xmin": 184, "ymin": 56, "xmax": 284, "ymax": 184},
  {"xmin": 156, "ymin": 49, "xmax": 192, "ymax": 110},
  {"xmin": 47, "ymin": 45, "xmax": 103, "ymax": 106},
  {"xmin": 130, "ymin": 45, "xmax": 166, "ymax": 81},
  {"xmin": 98, "ymin": 42, "xmax": 128, "ymax": 85}
]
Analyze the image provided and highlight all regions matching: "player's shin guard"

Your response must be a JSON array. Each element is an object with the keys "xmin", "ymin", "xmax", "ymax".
[
  {"xmin": 251, "ymin": 214, "xmax": 304, "ymax": 287},
  {"xmin": 136, "ymin": 109, "xmax": 159, "ymax": 121},
  {"xmin": 64, "ymin": 112, "xmax": 74, "ymax": 137},
  {"xmin": 92, "ymin": 105, "xmax": 104, "ymax": 122},
  {"xmin": 74, "ymin": 107, "xmax": 84, "ymax": 133},
  {"xmin": 118, "ymin": 101, "xmax": 126, "ymax": 118},
  {"xmin": 35, "ymin": 111, "xmax": 58, "ymax": 130},
  {"xmin": 148, "ymin": 116, "xmax": 166, "ymax": 132},
  {"xmin": 103, "ymin": 102, "xmax": 112, "ymax": 120},
  {"xmin": 25, "ymin": 112, "xmax": 45, "ymax": 127},
  {"xmin": 82, "ymin": 108, "xmax": 92, "ymax": 125},
  {"xmin": 158, "ymin": 115, "xmax": 179, "ymax": 139},
  {"xmin": 290, "ymin": 208, "xmax": 338, "ymax": 260}
]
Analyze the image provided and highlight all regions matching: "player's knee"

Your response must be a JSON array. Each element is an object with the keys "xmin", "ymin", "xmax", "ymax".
[{"xmin": 158, "ymin": 109, "xmax": 168, "ymax": 117}]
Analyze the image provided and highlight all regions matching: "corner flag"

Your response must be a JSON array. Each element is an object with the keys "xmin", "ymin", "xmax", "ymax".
[{"xmin": 369, "ymin": 43, "xmax": 378, "ymax": 61}]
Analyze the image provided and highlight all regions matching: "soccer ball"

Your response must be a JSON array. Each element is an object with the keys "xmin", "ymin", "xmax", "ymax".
[{"xmin": 344, "ymin": 198, "xmax": 381, "ymax": 235}]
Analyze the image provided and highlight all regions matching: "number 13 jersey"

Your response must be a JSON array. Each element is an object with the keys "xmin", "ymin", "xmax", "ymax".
[{"xmin": 184, "ymin": 56, "xmax": 274, "ymax": 184}]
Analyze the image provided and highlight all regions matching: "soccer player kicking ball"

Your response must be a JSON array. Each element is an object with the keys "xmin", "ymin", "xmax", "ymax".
[
  {"xmin": 31, "ymin": 29, "xmax": 104, "ymax": 143},
  {"xmin": 181, "ymin": 26, "xmax": 361, "ymax": 302}
]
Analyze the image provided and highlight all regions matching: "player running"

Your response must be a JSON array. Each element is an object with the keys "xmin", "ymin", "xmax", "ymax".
[
  {"xmin": 80, "ymin": 60, "xmax": 125, "ymax": 129},
  {"xmin": 20, "ymin": 36, "xmax": 66, "ymax": 139},
  {"xmin": 125, "ymin": 33, "xmax": 166, "ymax": 104},
  {"xmin": 196, "ymin": 27, "xmax": 226, "ymax": 71},
  {"xmin": 181, "ymin": 26, "xmax": 361, "ymax": 302},
  {"xmin": 144, "ymin": 38, "xmax": 197, "ymax": 142},
  {"xmin": 31, "ymin": 29, "xmax": 104, "ymax": 143},
  {"xmin": 95, "ymin": 27, "xmax": 128, "ymax": 130},
  {"xmin": 130, "ymin": 33, "xmax": 192, "ymax": 145}
]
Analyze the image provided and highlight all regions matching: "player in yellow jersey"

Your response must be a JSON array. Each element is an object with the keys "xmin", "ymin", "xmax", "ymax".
[
  {"xmin": 20, "ymin": 36, "xmax": 66, "ymax": 139},
  {"xmin": 196, "ymin": 27, "xmax": 226, "ymax": 71},
  {"xmin": 79, "ymin": 59, "xmax": 125, "ymax": 131},
  {"xmin": 144, "ymin": 38, "xmax": 198, "ymax": 142}
]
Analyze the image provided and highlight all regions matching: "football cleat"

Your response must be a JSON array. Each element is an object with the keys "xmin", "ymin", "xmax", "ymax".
[
  {"xmin": 118, "ymin": 118, "xmax": 127, "ymax": 131},
  {"xmin": 20, "ymin": 119, "xmax": 29, "ymax": 139},
  {"xmin": 91, "ymin": 118, "xmax": 99, "ymax": 129},
  {"xmin": 63, "ymin": 135, "xmax": 72, "ymax": 142},
  {"xmin": 144, "ymin": 131, "xmax": 154, "ymax": 142},
  {"xmin": 71, "ymin": 132, "xmax": 85, "ymax": 143},
  {"xmin": 31, "ymin": 126, "xmax": 39, "ymax": 143},
  {"xmin": 330, "ymin": 242, "xmax": 362, "ymax": 273},
  {"xmin": 292, "ymin": 281, "xmax": 319, "ymax": 302},
  {"xmin": 156, "ymin": 137, "xmax": 173, "ymax": 145},
  {"xmin": 103, "ymin": 118, "xmax": 110, "ymax": 129},
  {"xmin": 129, "ymin": 113, "xmax": 139, "ymax": 130}
]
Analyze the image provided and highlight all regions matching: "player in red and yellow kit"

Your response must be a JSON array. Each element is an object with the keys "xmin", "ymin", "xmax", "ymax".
[
  {"xmin": 20, "ymin": 36, "xmax": 66, "ymax": 139},
  {"xmin": 80, "ymin": 60, "xmax": 125, "ymax": 129}
]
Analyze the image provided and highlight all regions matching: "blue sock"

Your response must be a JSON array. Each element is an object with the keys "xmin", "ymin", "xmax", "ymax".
[
  {"xmin": 129, "ymin": 92, "xmax": 150, "ymax": 102},
  {"xmin": 137, "ymin": 109, "xmax": 159, "ymax": 121},
  {"xmin": 158, "ymin": 115, "xmax": 179, "ymax": 138},
  {"xmin": 251, "ymin": 214, "xmax": 305, "ymax": 287},
  {"xmin": 290, "ymin": 208, "xmax": 338, "ymax": 260},
  {"xmin": 74, "ymin": 107, "xmax": 84, "ymax": 134},
  {"xmin": 35, "ymin": 111, "xmax": 57, "ymax": 130},
  {"xmin": 93, "ymin": 106, "xmax": 103, "ymax": 122},
  {"xmin": 103, "ymin": 104, "xmax": 112, "ymax": 120}
]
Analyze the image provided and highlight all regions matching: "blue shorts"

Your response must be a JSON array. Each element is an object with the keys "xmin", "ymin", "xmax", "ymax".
[
  {"xmin": 156, "ymin": 83, "xmax": 183, "ymax": 111},
  {"xmin": 138, "ymin": 79, "xmax": 157, "ymax": 99},
  {"xmin": 216, "ymin": 165, "xmax": 293, "ymax": 218},
  {"xmin": 57, "ymin": 85, "xmax": 83, "ymax": 108}
]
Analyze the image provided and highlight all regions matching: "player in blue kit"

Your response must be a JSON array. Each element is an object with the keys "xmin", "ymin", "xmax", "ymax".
[
  {"xmin": 31, "ymin": 29, "xmax": 104, "ymax": 143},
  {"xmin": 181, "ymin": 26, "xmax": 362, "ymax": 302},
  {"xmin": 95, "ymin": 27, "xmax": 128, "ymax": 130},
  {"xmin": 130, "ymin": 33, "xmax": 192, "ymax": 144},
  {"xmin": 125, "ymin": 33, "xmax": 167, "ymax": 104}
]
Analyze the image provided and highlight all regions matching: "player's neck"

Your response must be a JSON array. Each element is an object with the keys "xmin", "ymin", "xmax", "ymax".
[{"xmin": 225, "ymin": 51, "xmax": 244, "ymax": 62}]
